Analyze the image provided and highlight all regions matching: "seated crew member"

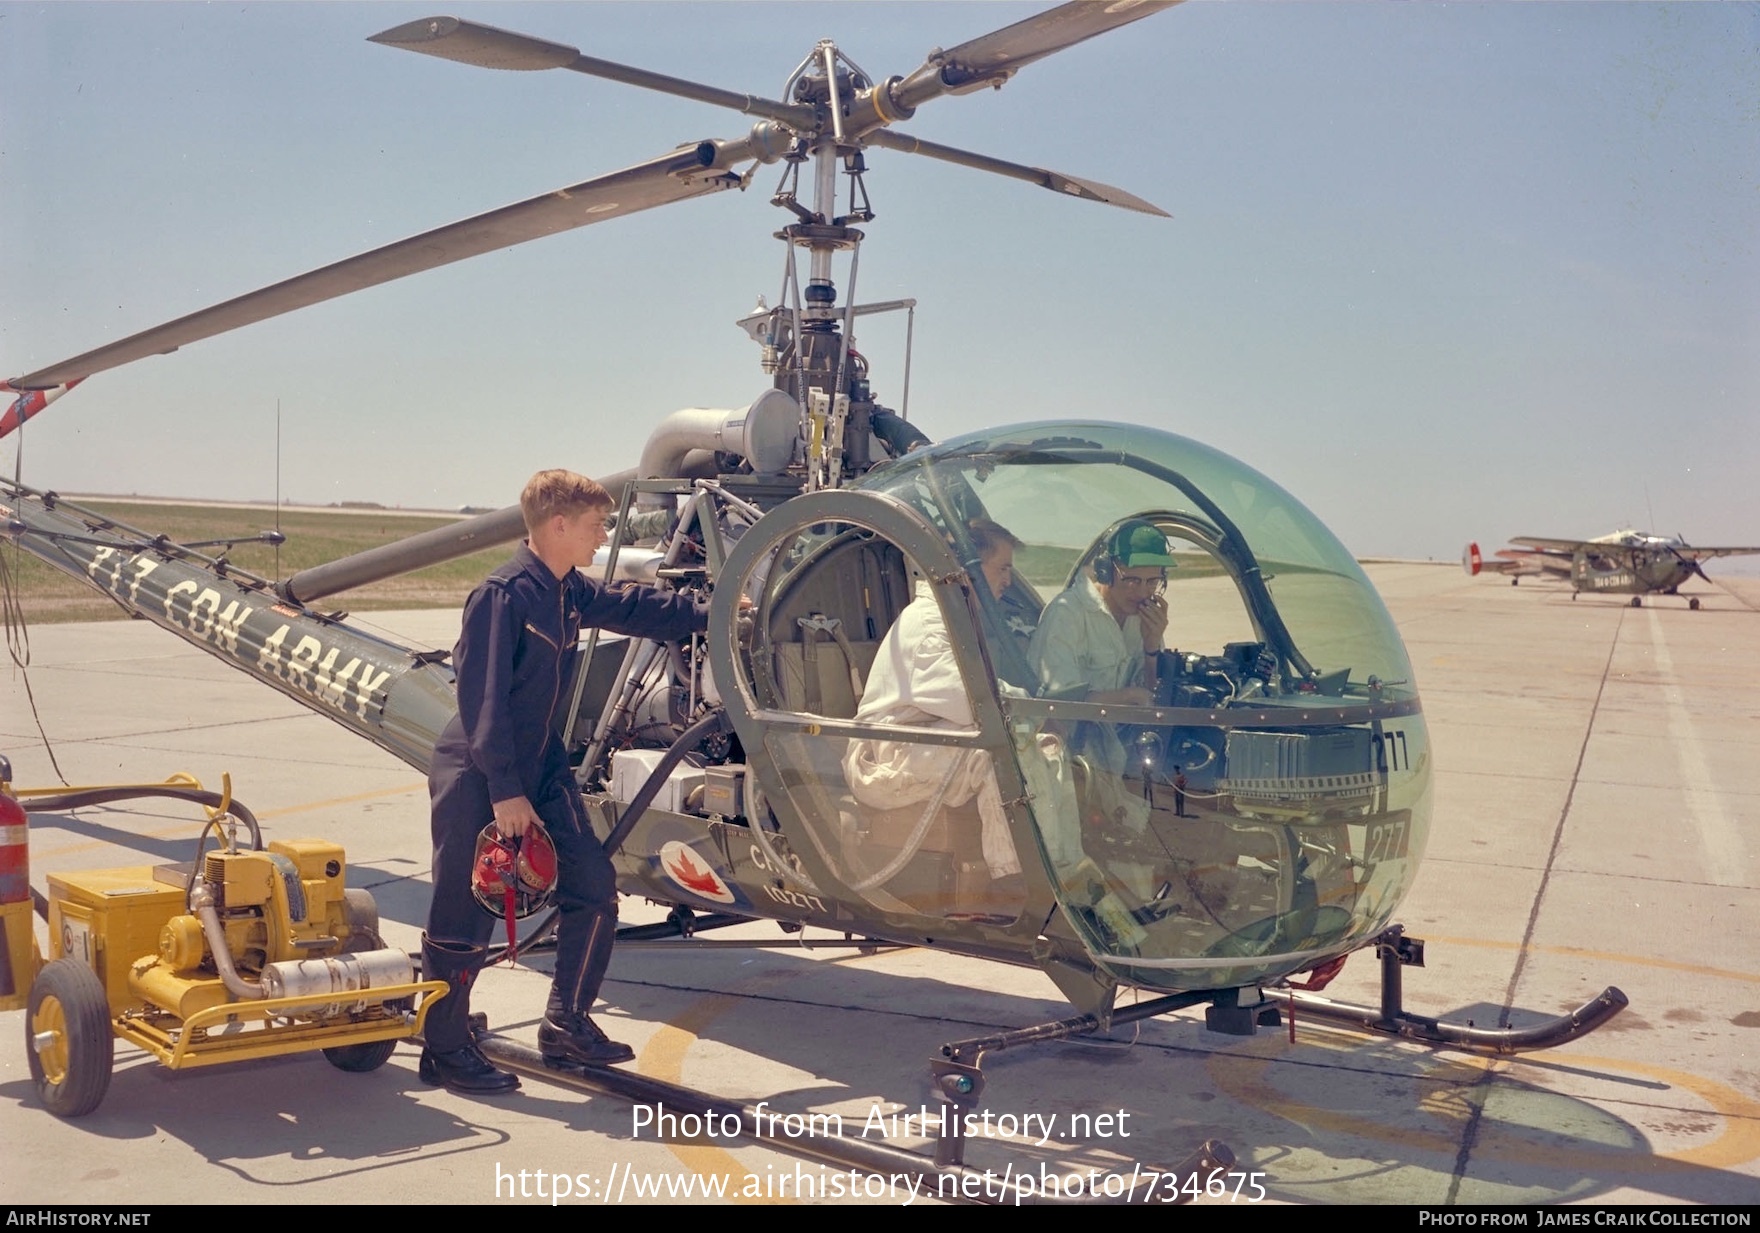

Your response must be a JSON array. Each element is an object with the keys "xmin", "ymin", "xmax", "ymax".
[
  {"xmin": 841, "ymin": 519, "xmax": 1026, "ymax": 893},
  {"xmin": 1026, "ymin": 519, "xmax": 1175, "ymax": 827},
  {"xmin": 1028, "ymin": 518, "xmax": 1175, "ymax": 706}
]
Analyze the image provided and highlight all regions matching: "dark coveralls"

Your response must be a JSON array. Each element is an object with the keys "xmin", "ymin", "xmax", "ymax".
[{"xmin": 425, "ymin": 542, "xmax": 708, "ymax": 1052}]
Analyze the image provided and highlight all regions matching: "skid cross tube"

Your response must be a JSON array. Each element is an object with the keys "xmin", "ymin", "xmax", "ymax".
[
  {"xmin": 613, "ymin": 908, "xmax": 898, "ymax": 950},
  {"xmin": 930, "ymin": 991, "xmax": 1216, "ymax": 1170},
  {"xmin": 492, "ymin": 909, "xmax": 762, "ymax": 963},
  {"xmin": 615, "ymin": 910, "xmax": 752, "ymax": 943},
  {"xmin": 939, "ymin": 989, "xmax": 1213, "ymax": 1069}
]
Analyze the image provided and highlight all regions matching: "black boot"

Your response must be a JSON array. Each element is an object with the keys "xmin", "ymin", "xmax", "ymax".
[
  {"xmin": 538, "ymin": 1012, "xmax": 635, "ymax": 1068},
  {"xmin": 540, "ymin": 910, "xmax": 633, "ymax": 1068},
  {"xmin": 419, "ymin": 935, "xmax": 519, "ymax": 1094}
]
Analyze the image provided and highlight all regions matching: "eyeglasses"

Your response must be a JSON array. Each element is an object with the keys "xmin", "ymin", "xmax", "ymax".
[{"xmin": 1113, "ymin": 572, "xmax": 1167, "ymax": 595}]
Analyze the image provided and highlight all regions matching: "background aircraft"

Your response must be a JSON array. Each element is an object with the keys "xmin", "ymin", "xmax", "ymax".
[{"xmin": 1463, "ymin": 530, "xmax": 1760, "ymax": 608}]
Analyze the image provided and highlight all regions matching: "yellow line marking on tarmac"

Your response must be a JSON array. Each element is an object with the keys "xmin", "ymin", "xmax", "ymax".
[
  {"xmin": 639, "ymin": 994, "xmax": 781, "ymax": 1205},
  {"xmin": 26, "ymin": 782, "xmax": 427, "ymax": 858},
  {"xmin": 637, "ymin": 944, "xmax": 890, "ymax": 1205},
  {"xmin": 1564, "ymin": 1056, "xmax": 1760, "ymax": 1170},
  {"xmin": 256, "ymin": 784, "xmax": 427, "ymax": 819},
  {"xmin": 1204, "ymin": 1025, "xmax": 1760, "ymax": 1176}
]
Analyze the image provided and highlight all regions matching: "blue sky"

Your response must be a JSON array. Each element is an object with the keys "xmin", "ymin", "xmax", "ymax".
[{"xmin": 4, "ymin": 2, "xmax": 1756, "ymax": 565}]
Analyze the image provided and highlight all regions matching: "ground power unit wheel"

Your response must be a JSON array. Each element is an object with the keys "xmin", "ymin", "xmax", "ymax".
[
  {"xmin": 321, "ymin": 897, "xmax": 404, "ymax": 1073},
  {"xmin": 27, "ymin": 958, "xmax": 115, "ymax": 1117},
  {"xmin": 323, "ymin": 1038, "xmax": 399, "ymax": 1073}
]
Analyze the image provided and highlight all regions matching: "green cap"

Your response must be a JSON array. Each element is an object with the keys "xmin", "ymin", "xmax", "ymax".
[{"xmin": 1109, "ymin": 520, "xmax": 1177, "ymax": 568}]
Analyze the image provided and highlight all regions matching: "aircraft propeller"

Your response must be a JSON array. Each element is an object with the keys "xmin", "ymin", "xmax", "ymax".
[{"xmin": 1666, "ymin": 540, "xmax": 1712, "ymax": 584}]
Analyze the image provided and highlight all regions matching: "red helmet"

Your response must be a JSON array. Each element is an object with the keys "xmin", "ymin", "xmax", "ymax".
[{"xmin": 470, "ymin": 821, "xmax": 558, "ymax": 921}]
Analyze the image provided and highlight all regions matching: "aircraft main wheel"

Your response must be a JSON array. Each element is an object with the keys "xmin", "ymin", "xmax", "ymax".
[
  {"xmin": 1690, "ymin": 598, "xmax": 1701, "ymax": 611},
  {"xmin": 26, "ymin": 958, "xmax": 115, "ymax": 1118},
  {"xmin": 1631, "ymin": 597, "xmax": 1642, "ymax": 608},
  {"xmin": 322, "ymin": 1038, "xmax": 398, "ymax": 1073}
]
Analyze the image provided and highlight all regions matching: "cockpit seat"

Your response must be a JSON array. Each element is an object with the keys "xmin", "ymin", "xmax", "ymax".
[
  {"xmin": 764, "ymin": 533, "xmax": 909, "ymax": 719},
  {"xmin": 773, "ymin": 617, "xmax": 878, "ymax": 718},
  {"xmin": 840, "ymin": 797, "xmax": 1022, "ymax": 919}
]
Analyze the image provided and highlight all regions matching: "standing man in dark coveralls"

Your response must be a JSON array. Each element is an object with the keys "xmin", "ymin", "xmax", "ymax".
[{"xmin": 422, "ymin": 469, "xmax": 708, "ymax": 1094}]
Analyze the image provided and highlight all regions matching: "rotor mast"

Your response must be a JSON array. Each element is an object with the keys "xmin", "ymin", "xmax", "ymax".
[{"xmin": 758, "ymin": 41, "xmax": 888, "ymax": 492}]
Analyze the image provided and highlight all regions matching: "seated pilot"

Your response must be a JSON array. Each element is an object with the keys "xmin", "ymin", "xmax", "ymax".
[
  {"xmin": 1028, "ymin": 518, "xmax": 1175, "ymax": 708},
  {"xmin": 1026, "ymin": 519, "xmax": 1176, "ymax": 828},
  {"xmin": 842, "ymin": 519, "xmax": 1025, "ymax": 893}
]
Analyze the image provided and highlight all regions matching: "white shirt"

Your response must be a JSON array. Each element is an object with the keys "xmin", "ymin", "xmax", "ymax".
[
  {"xmin": 1026, "ymin": 575, "xmax": 1145, "ymax": 699},
  {"xmin": 855, "ymin": 581, "xmax": 978, "ymax": 731},
  {"xmin": 842, "ymin": 581, "xmax": 1021, "ymax": 878},
  {"xmin": 1024, "ymin": 575, "xmax": 1151, "ymax": 833}
]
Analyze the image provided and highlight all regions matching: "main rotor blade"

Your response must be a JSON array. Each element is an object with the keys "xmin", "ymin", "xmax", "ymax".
[
  {"xmin": 370, "ymin": 17, "xmax": 818, "ymax": 130},
  {"xmin": 13, "ymin": 143, "xmax": 744, "ymax": 391},
  {"xmin": 864, "ymin": 128, "xmax": 1168, "ymax": 217},
  {"xmin": 895, "ymin": 0, "xmax": 1181, "ymax": 111}
]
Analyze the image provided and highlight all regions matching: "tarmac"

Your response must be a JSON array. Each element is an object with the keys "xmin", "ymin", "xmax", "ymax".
[{"xmin": 2, "ymin": 564, "xmax": 1756, "ymax": 1206}]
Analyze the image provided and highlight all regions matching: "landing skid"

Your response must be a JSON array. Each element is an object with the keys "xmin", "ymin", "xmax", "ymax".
[
  {"xmin": 469, "ymin": 917, "xmax": 1620, "ymax": 1195},
  {"xmin": 465, "ymin": 906, "xmax": 1232, "ymax": 1201},
  {"xmin": 927, "ymin": 924, "xmax": 1624, "ymax": 1175},
  {"xmin": 1277, "ymin": 924, "xmax": 1629, "ymax": 1054}
]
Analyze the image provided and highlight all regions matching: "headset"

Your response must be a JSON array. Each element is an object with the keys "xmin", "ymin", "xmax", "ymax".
[{"xmin": 1093, "ymin": 518, "xmax": 1174, "ymax": 585}]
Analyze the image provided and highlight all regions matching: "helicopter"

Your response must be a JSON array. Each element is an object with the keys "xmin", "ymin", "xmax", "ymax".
[{"xmin": 1, "ymin": 1, "xmax": 1627, "ymax": 1171}]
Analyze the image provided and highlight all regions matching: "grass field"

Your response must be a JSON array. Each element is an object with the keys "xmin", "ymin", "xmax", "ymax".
[
  {"xmin": 7, "ymin": 497, "xmax": 1290, "ymax": 625},
  {"xmin": 3, "ymin": 499, "xmax": 509, "ymax": 623}
]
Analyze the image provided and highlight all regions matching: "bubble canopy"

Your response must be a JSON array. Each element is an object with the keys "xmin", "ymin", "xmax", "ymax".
[
  {"xmin": 853, "ymin": 420, "xmax": 1416, "ymax": 701},
  {"xmin": 720, "ymin": 420, "xmax": 1430, "ymax": 994}
]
